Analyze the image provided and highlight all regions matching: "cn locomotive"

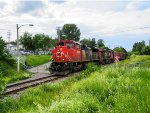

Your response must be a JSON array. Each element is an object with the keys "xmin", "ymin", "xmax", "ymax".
[{"xmin": 49, "ymin": 40, "xmax": 126, "ymax": 75}]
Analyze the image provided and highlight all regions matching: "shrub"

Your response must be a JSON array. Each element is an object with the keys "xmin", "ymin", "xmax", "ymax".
[
  {"xmin": 0, "ymin": 72, "xmax": 6, "ymax": 96},
  {"xmin": 0, "ymin": 37, "xmax": 15, "ymax": 65}
]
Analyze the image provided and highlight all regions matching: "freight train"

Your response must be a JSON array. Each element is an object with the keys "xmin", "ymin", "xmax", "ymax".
[{"xmin": 49, "ymin": 40, "xmax": 126, "ymax": 75}]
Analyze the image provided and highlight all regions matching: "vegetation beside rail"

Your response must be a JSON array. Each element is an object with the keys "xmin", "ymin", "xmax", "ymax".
[
  {"xmin": 0, "ymin": 55, "xmax": 150, "ymax": 113},
  {"xmin": 26, "ymin": 55, "xmax": 51, "ymax": 67},
  {"xmin": 120, "ymin": 55, "xmax": 150, "ymax": 64},
  {"xmin": 0, "ymin": 55, "xmax": 51, "ymax": 95},
  {"xmin": 0, "ymin": 55, "xmax": 51, "ymax": 84},
  {"xmin": 0, "ymin": 61, "xmax": 31, "ymax": 83}
]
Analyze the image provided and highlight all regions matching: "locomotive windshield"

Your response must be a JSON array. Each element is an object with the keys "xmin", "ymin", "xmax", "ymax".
[
  {"xmin": 57, "ymin": 42, "xmax": 64, "ymax": 46},
  {"xmin": 66, "ymin": 43, "xmax": 74, "ymax": 49}
]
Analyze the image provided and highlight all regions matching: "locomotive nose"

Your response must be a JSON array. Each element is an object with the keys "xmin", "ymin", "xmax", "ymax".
[
  {"xmin": 55, "ymin": 51, "xmax": 65, "ymax": 61},
  {"xmin": 56, "ymin": 52, "xmax": 62, "ymax": 57}
]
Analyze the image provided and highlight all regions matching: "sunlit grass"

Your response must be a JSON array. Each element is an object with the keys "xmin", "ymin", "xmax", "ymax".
[
  {"xmin": 13, "ymin": 55, "xmax": 51, "ymax": 67},
  {"xmin": 26, "ymin": 55, "xmax": 51, "ymax": 66},
  {"xmin": 0, "ymin": 56, "xmax": 150, "ymax": 113},
  {"xmin": 0, "ymin": 61, "xmax": 31, "ymax": 84},
  {"xmin": 119, "ymin": 55, "xmax": 150, "ymax": 64}
]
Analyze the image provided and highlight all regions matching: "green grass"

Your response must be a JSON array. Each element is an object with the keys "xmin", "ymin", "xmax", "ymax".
[
  {"xmin": 26, "ymin": 55, "xmax": 51, "ymax": 67},
  {"xmin": 119, "ymin": 55, "xmax": 150, "ymax": 65},
  {"xmin": 0, "ymin": 55, "xmax": 150, "ymax": 113},
  {"xmin": 0, "ymin": 55, "xmax": 51, "ymax": 86},
  {"xmin": 0, "ymin": 61, "xmax": 31, "ymax": 84},
  {"xmin": 13, "ymin": 55, "xmax": 51, "ymax": 67}
]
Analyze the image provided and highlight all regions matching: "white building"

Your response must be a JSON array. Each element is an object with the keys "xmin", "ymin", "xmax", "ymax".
[{"xmin": 6, "ymin": 42, "xmax": 23, "ymax": 55}]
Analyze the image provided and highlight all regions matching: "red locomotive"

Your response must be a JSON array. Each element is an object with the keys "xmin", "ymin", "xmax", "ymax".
[{"xmin": 49, "ymin": 40, "xmax": 126, "ymax": 74}]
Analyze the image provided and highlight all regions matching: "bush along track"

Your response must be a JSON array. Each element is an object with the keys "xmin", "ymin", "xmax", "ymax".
[{"xmin": 0, "ymin": 63, "xmax": 150, "ymax": 113}]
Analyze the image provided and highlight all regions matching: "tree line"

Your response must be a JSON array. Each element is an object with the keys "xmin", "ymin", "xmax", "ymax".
[
  {"xmin": 19, "ymin": 32, "xmax": 57, "ymax": 51},
  {"xmin": 4, "ymin": 23, "xmax": 149, "ymax": 55},
  {"xmin": 132, "ymin": 41, "xmax": 150, "ymax": 55},
  {"xmin": 20, "ymin": 24, "xmax": 128, "ymax": 53}
]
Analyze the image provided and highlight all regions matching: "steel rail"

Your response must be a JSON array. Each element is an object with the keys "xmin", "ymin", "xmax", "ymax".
[{"xmin": 4, "ymin": 74, "xmax": 65, "ymax": 96}]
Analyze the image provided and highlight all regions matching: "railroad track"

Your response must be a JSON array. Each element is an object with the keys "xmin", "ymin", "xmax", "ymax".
[{"xmin": 3, "ymin": 74, "xmax": 66, "ymax": 96}]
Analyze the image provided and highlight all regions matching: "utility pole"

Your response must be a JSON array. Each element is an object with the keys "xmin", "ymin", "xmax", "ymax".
[
  {"xmin": 17, "ymin": 24, "xmax": 20, "ymax": 72},
  {"xmin": 56, "ymin": 27, "xmax": 61, "ymax": 41},
  {"xmin": 16, "ymin": 24, "xmax": 34, "ymax": 72}
]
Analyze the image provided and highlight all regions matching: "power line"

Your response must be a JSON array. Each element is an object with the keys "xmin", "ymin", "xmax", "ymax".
[
  {"xmin": 99, "ymin": 26, "xmax": 150, "ymax": 36},
  {"xmin": 81, "ymin": 26, "xmax": 150, "ymax": 40},
  {"xmin": 7, "ymin": 31, "xmax": 11, "ymax": 42}
]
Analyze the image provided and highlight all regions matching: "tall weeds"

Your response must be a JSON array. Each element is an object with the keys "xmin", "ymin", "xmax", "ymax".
[{"xmin": 0, "ymin": 63, "xmax": 150, "ymax": 113}]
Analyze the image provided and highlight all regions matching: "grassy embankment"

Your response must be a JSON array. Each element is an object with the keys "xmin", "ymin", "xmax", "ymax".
[
  {"xmin": 0, "ymin": 55, "xmax": 150, "ymax": 113},
  {"xmin": 0, "ymin": 55, "xmax": 51, "ymax": 84},
  {"xmin": 26, "ymin": 55, "xmax": 51, "ymax": 67},
  {"xmin": 119, "ymin": 55, "xmax": 150, "ymax": 66},
  {"xmin": 0, "ymin": 61, "xmax": 30, "ymax": 84}
]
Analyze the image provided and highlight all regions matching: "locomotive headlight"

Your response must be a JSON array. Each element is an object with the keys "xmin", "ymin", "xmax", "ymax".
[
  {"xmin": 62, "ymin": 59, "xmax": 64, "ymax": 61},
  {"xmin": 52, "ymin": 59, "xmax": 53, "ymax": 61},
  {"xmin": 60, "ymin": 48, "xmax": 62, "ymax": 51}
]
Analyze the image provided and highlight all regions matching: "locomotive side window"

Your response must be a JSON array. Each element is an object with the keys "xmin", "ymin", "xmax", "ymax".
[
  {"xmin": 66, "ymin": 43, "xmax": 74, "ymax": 49},
  {"xmin": 57, "ymin": 42, "xmax": 64, "ymax": 46},
  {"xmin": 76, "ymin": 43, "xmax": 81, "ymax": 49}
]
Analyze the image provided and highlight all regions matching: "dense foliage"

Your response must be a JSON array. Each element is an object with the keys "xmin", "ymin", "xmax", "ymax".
[
  {"xmin": 20, "ymin": 32, "xmax": 56, "ymax": 51},
  {"xmin": 0, "ymin": 37, "xmax": 14, "ymax": 65},
  {"xmin": 97, "ymin": 39, "xmax": 105, "ymax": 48},
  {"xmin": 60, "ymin": 24, "xmax": 81, "ymax": 41},
  {"xmin": 80, "ymin": 38, "xmax": 92, "ymax": 46},
  {"xmin": 113, "ymin": 46, "xmax": 127, "ymax": 53},
  {"xmin": 0, "ymin": 72, "xmax": 5, "ymax": 95},
  {"xmin": 132, "ymin": 41, "xmax": 150, "ymax": 55},
  {"xmin": 80, "ymin": 38, "xmax": 105, "ymax": 48}
]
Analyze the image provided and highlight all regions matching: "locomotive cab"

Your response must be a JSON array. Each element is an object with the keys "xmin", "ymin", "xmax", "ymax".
[
  {"xmin": 50, "ymin": 40, "xmax": 82, "ymax": 73},
  {"xmin": 52, "ymin": 40, "xmax": 81, "ymax": 62}
]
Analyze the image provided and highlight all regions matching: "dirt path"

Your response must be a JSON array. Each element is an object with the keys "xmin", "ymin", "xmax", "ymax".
[{"xmin": 27, "ymin": 62, "xmax": 51, "ymax": 74}]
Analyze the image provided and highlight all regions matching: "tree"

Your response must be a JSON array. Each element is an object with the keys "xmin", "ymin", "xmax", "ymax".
[
  {"xmin": 141, "ymin": 46, "xmax": 150, "ymax": 55},
  {"xmin": 113, "ymin": 46, "xmax": 127, "ymax": 53},
  {"xmin": 91, "ymin": 38, "xmax": 96, "ymax": 47},
  {"xmin": 0, "ymin": 37, "xmax": 14, "ymax": 65},
  {"xmin": 80, "ymin": 38, "xmax": 92, "ymax": 46},
  {"xmin": 33, "ymin": 34, "xmax": 54, "ymax": 51},
  {"xmin": 0, "ymin": 72, "xmax": 5, "ymax": 95},
  {"xmin": 132, "ymin": 41, "xmax": 145, "ymax": 55},
  {"xmin": 60, "ymin": 24, "xmax": 81, "ymax": 41},
  {"xmin": 20, "ymin": 33, "xmax": 55, "ymax": 51},
  {"xmin": 80, "ymin": 38, "xmax": 97, "ymax": 47},
  {"xmin": 0, "ymin": 37, "xmax": 11, "ymax": 60},
  {"xmin": 20, "ymin": 32, "xmax": 34, "ymax": 51},
  {"xmin": 97, "ymin": 39, "xmax": 105, "ymax": 48},
  {"xmin": 0, "ymin": 37, "xmax": 6, "ymax": 59}
]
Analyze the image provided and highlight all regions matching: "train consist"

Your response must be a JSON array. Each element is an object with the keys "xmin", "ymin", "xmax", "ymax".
[{"xmin": 49, "ymin": 40, "xmax": 126, "ymax": 74}]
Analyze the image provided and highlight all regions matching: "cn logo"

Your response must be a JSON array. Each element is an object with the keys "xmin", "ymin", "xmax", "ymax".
[{"xmin": 56, "ymin": 52, "xmax": 62, "ymax": 57}]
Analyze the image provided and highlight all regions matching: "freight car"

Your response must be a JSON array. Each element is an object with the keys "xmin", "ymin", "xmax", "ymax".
[{"xmin": 49, "ymin": 40, "xmax": 126, "ymax": 74}]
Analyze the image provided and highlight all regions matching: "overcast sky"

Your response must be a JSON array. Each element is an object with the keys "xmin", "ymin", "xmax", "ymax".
[{"xmin": 0, "ymin": 0, "xmax": 150, "ymax": 51}]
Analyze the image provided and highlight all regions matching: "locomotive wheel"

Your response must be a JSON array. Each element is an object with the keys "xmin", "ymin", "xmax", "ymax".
[
  {"xmin": 82, "ymin": 63, "xmax": 87, "ymax": 70},
  {"xmin": 68, "ymin": 62, "xmax": 73, "ymax": 73},
  {"xmin": 49, "ymin": 62, "xmax": 55, "ymax": 72}
]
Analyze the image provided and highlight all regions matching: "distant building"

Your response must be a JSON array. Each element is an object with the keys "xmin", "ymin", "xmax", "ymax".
[{"xmin": 6, "ymin": 42, "xmax": 23, "ymax": 55}]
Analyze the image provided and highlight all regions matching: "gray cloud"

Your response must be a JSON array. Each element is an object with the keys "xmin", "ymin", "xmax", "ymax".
[
  {"xmin": 48, "ymin": 0, "xmax": 66, "ymax": 4},
  {"xmin": 0, "ymin": 1, "xmax": 6, "ymax": 10},
  {"xmin": 17, "ymin": 1, "xmax": 44, "ymax": 13}
]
